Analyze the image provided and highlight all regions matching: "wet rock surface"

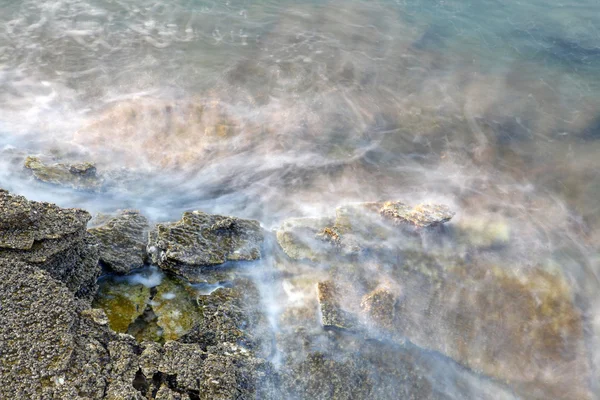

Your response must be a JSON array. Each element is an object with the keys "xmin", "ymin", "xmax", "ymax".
[
  {"xmin": 276, "ymin": 201, "xmax": 453, "ymax": 259},
  {"xmin": 0, "ymin": 190, "xmax": 593, "ymax": 400},
  {"xmin": 0, "ymin": 190, "xmax": 275, "ymax": 399},
  {"xmin": 89, "ymin": 210, "xmax": 149, "ymax": 274},
  {"xmin": 24, "ymin": 156, "xmax": 103, "ymax": 191},
  {"xmin": 0, "ymin": 188, "xmax": 99, "ymax": 299},
  {"xmin": 148, "ymin": 211, "xmax": 263, "ymax": 281},
  {"xmin": 93, "ymin": 277, "xmax": 151, "ymax": 333},
  {"xmin": 276, "ymin": 201, "xmax": 591, "ymax": 399}
]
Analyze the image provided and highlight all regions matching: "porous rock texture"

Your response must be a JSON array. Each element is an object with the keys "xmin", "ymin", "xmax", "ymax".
[
  {"xmin": 0, "ymin": 189, "xmax": 275, "ymax": 399},
  {"xmin": 148, "ymin": 211, "xmax": 263, "ymax": 281},
  {"xmin": 88, "ymin": 210, "xmax": 149, "ymax": 274}
]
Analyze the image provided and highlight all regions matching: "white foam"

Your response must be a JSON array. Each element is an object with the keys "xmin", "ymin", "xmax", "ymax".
[{"xmin": 126, "ymin": 266, "xmax": 164, "ymax": 288}]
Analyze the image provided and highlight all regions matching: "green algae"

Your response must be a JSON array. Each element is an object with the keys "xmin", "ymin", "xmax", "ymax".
[
  {"xmin": 93, "ymin": 270, "xmax": 203, "ymax": 342},
  {"xmin": 93, "ymin": 279, "xmax": 150, "ymax": 333},
  {"xmin": 153, "ymin": 275, "xmax": 203, "ymax": 341}
]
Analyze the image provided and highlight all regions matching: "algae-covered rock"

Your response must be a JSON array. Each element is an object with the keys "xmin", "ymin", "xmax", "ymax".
[
  {"xmin": 148, "ymin": 211, "xmax": 263, "ymax": 279},
  {"xmin": 93, "ymin": 269, "xmax": 204, "ymax": 342},
  {"xmin": 153, "ymin": 275, "xmax": 202, "ymax": 341},
  {"xmin": 24, "ymin": 156, "xmax": 103, "ymax": 191},
  {"xmin": 93, "ymin": 277, "xmax": 150, "ymax": 333},
  {"xmin": 89, "ymin": 210, "xmax": 149, "ymax": 274}
]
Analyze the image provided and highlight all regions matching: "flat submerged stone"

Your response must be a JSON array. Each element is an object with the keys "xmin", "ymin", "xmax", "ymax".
[
  {"xmin": 276, "ymin": 200, "xmax": 591, "ymax": 399},
  {"xmin": 276, "ymin": 201, "xmax": 454, "ymax": 260},
  {"xmin": 24, "ymin": 156, "xmax": 104, "ymax": 191}
]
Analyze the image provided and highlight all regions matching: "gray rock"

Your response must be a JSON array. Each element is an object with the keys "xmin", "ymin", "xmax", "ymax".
[
  {"xmin": 148, "ymin": 211, "xmax": 263, "ymax": 280},
  {"xmin": 0, "ymin": 261, "xmax": 78, "ymax": 398},
  {"xmin": 0, "ymin": 189, "xmax": 100, "ymax": 300},
  {"xmin": 155, "ymin": 384, "xmax": 190, "ymax": 400},
  {"xmin": 24, "ymin": 155, "xmax": 104, "ymax": 191},
  {"xmin": 88, "ymin": 210, "xmax": 149, "ymax": 274}
]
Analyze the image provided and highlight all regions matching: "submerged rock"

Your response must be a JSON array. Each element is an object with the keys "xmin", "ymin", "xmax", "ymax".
[
  {"xmin": 277, "ymin": 200, "xmax": 591, "ymax": 399},
  {"xmin": 148, "ymin": 211, "xmax": 263, "ymax": 280},
  {"xmin": 24, "ymin": 156, "xmax": 103, "ymax": 191},
  {"xmin": 379, "ymin": 201, "xmax": 454, "ymax": 227},
  {"xmin": 275, "ymin": 217, "xmax": 334, "ymax": 261},
  {"xmin": 317, "ymin": 281, "xmax": 359, "ymax": 331},
  {"xmin": 153, "ymin": 275, "xmax": 202, "ymax": 341},
  {"xmin": 88, "ymin": 210, "xmax": 149, "ymax": 274},
  {"xmin": 314, "ymin": 254, "xmax": 591, "ymax": 400},
  {"xmin": 93, "ymin": 278, "xmax": 151, "ymax": 333},
  {"xmin": 454, "ymin": 215, "xmax": 511, "ymax": 248},
  {"xmin": 93, "ymin": 269, "xmax": 202, "ymax": 342},
  {"xmin": 276, "ymin": 201, "xmax": 454, "ymax": 261}
]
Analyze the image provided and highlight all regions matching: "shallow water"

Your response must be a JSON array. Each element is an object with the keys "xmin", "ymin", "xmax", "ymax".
[{"xmin": 1, "ymin": 0, "xmax": 600, "ymax": 398}]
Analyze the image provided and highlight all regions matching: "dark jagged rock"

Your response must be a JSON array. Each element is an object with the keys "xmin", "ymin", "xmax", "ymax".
[
  {"xmin": 1, "ymin": 189, "xmax": 276, "ymax": 399},
  {"xmin": 88, "ymin": 210, "xmax": 149, "ymax": 274},
  {"xmin": 148, "ymin": 211, "xmax": 263, "ymax": 281},
  {"xmin": 0, "ymin": 259, "xmax": 143, "ymax": 399},
  {"xmin": 0, "ymin": 188, "xmax": 89, "ymax": 251},
  {"xmin": 154, "ymin": 384, "xmax": 190, "ymax": 400},
  {"xmin": 0, "ymin": 261, "xmax": 78, "ymax": 398},
  {"xmin": 0, "ymin": 189, "xmax": 100, "ymax": 300},
  {"xmin": 24, "ymin": 156, "xmax": 103, "ymax": 191}
]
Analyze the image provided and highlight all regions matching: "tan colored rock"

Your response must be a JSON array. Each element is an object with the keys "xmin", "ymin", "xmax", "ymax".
[
  {"xmin": 316, "ymin": 254, "xmax": 592, "ymax": 400},
  {"xmin": 24, "ymin": 156, "xmax": 103, "ymax": 191},
  {"xmin": 276, "ymin": 201, "xmax": 453, "ymax": 261}
]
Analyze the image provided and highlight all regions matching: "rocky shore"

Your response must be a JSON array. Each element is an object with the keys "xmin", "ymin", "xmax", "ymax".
[{"xmin": 0, "ymin": 189, "xmax": 593, "ymax": 399}]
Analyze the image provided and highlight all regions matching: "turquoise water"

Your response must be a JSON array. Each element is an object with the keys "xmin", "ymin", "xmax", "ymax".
[{"xmin": 1, "ymin": 0, "xmax": 599, "ymax": 398}]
